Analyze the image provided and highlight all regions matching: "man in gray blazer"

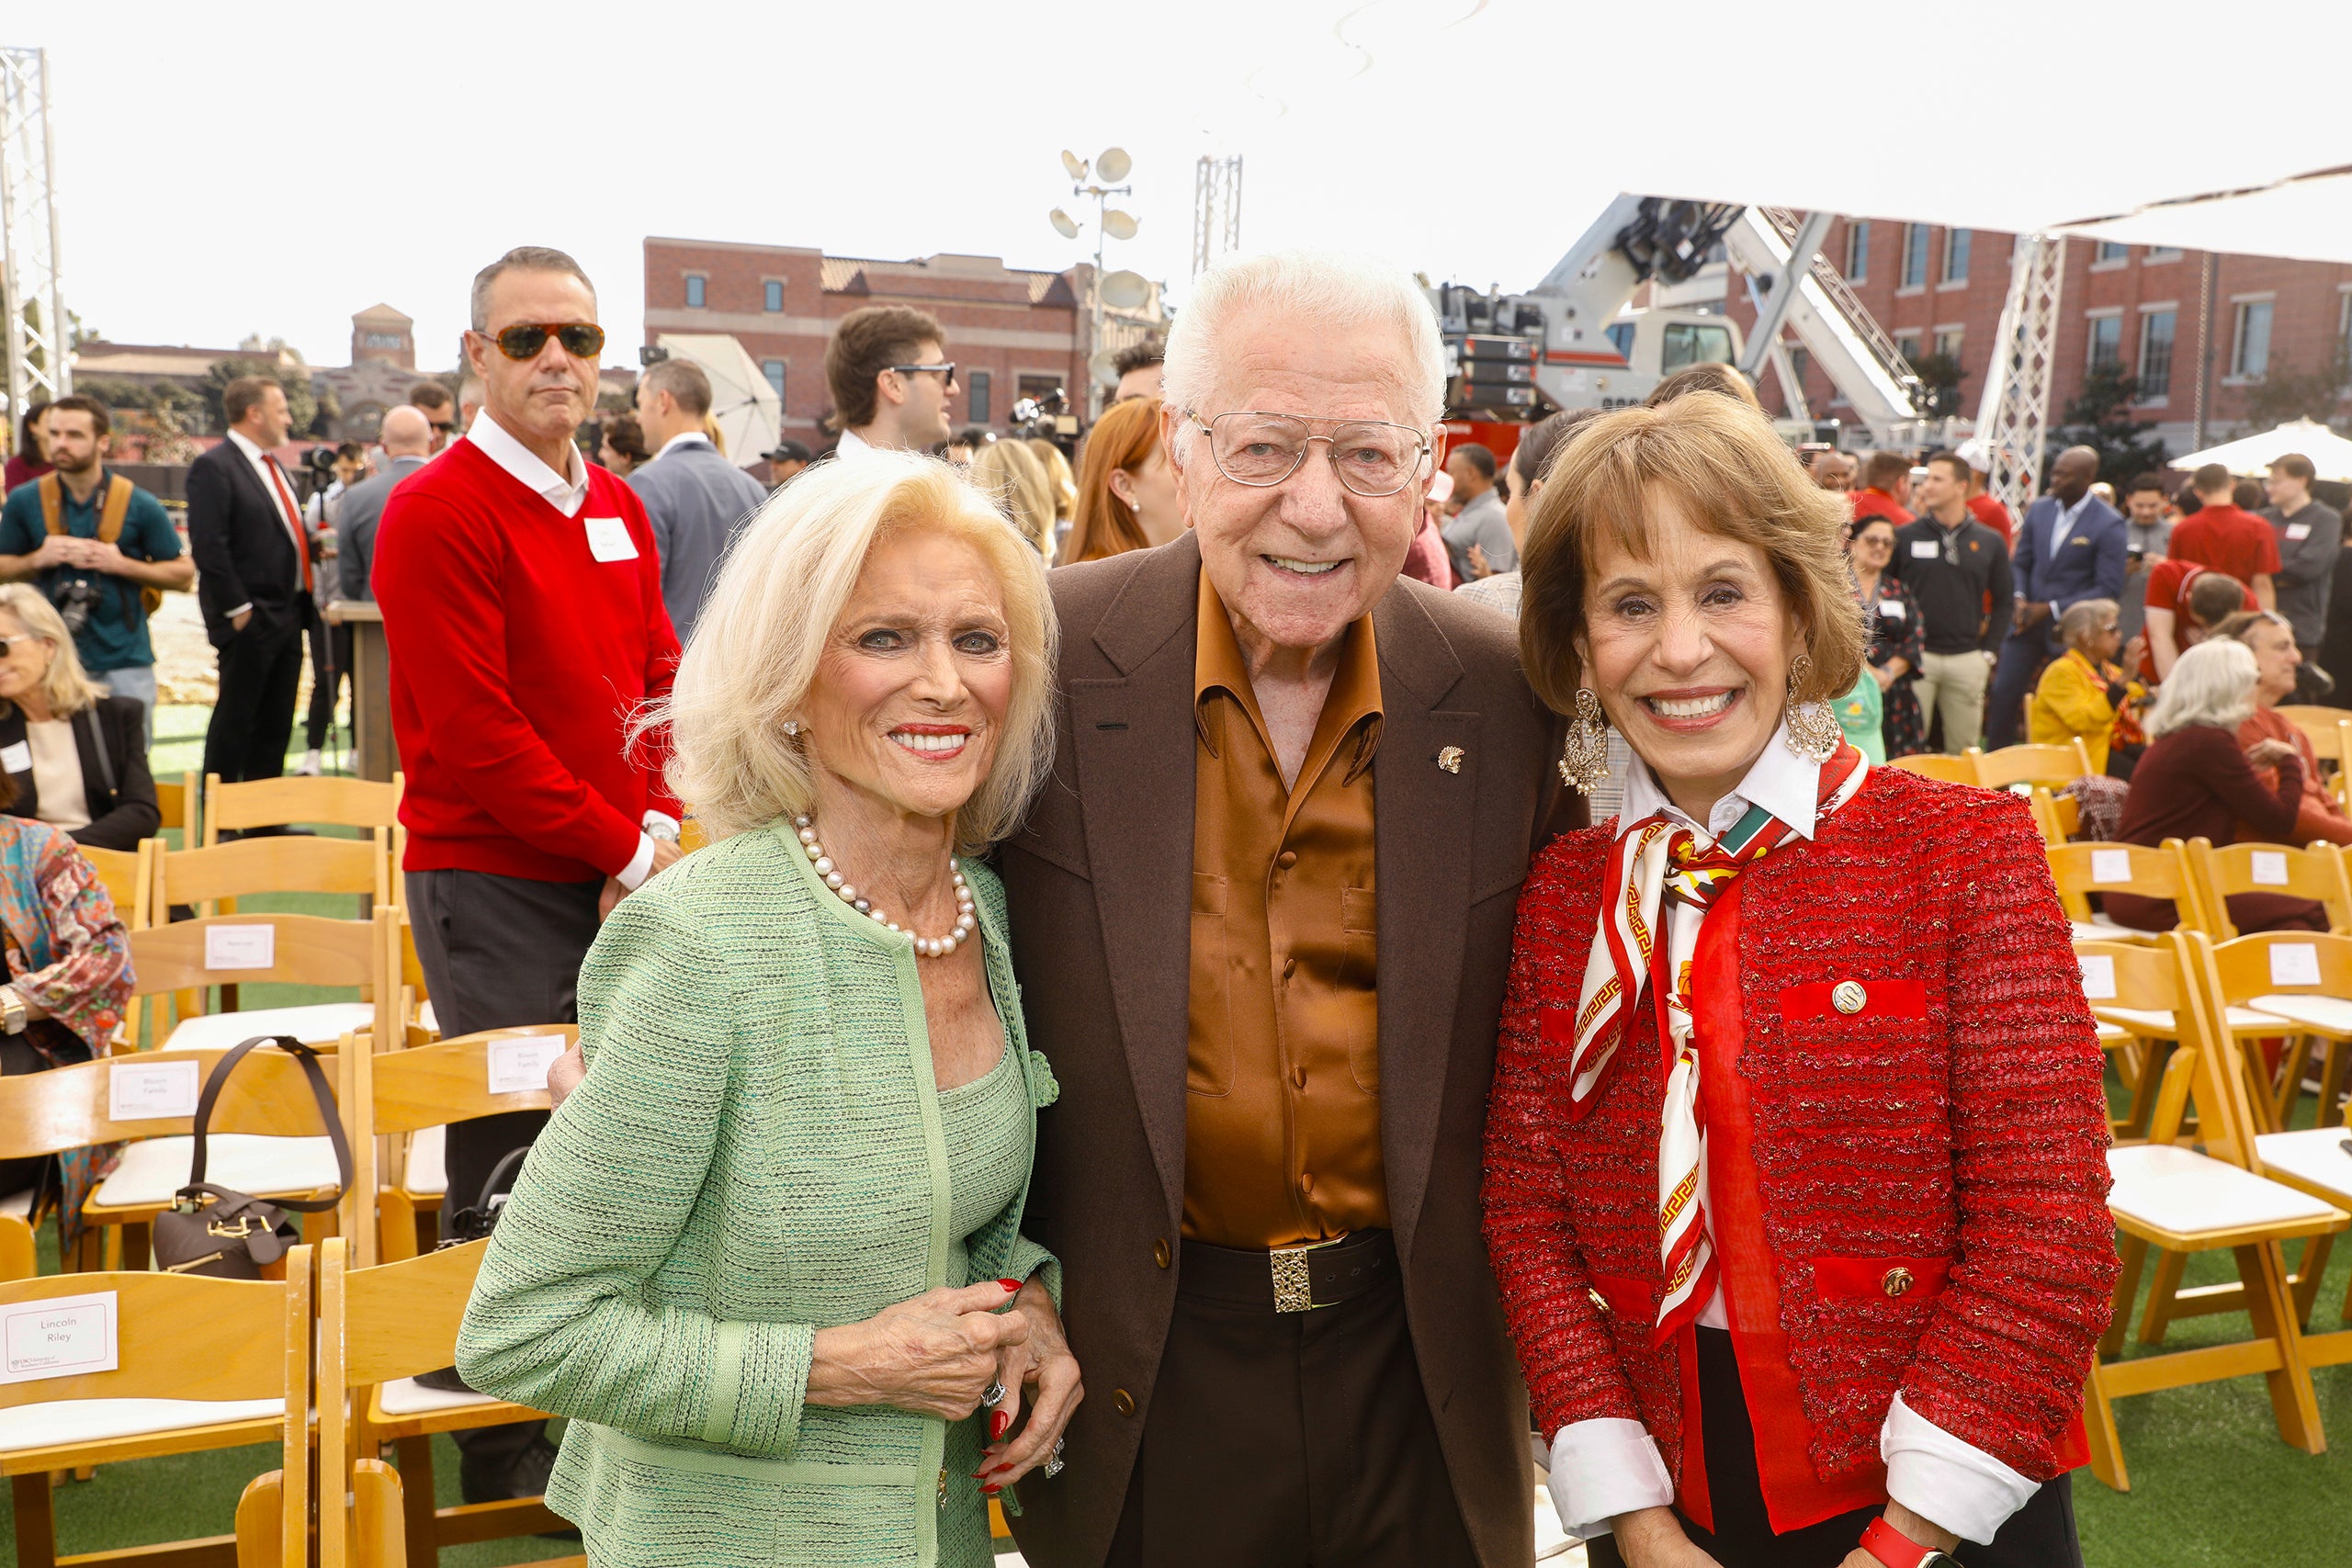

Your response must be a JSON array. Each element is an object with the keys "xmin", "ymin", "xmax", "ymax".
[
  {"xmin": 628, "ymin": 358, "xmax": 767, "ymax": 643},
  {"xmin": 334, "ymin": 404, "xmax": 434, "ymax": 601}
]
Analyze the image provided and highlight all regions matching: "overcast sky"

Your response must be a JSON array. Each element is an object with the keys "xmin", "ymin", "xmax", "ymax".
[{"xmin": 23, "ymin": 0, "xmax": 2352, "ymax": 372}]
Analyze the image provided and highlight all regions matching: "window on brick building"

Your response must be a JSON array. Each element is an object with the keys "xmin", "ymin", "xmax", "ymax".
[
  {"xmin": 2096, "ymin": 243, "xmax": 2130, "ymax": 265},
  {"xmin": 1845, "ymin": 221, "xmax": 1870, "ymax": 283},
  {"xmin": 2233, "ymin": 300, "xmax": 2273, "ymax": 378},
  {"xmin": 2086, "ymin": 315, "xmax": 2123, "ymax": 375},
  {"xmin": 969, "ymin": 370, "xmax": 991, "ymax": 424},
  {"xmin": 1941, "ymin": 230, "xmax": 1970, "ymax": 285},
  {"xmin": 764, "ymin": 280, "xmax": 784, "ymax": 312},
  {"xmin": 2138, "ymin": 311, "xmax": 2176, "ymax": 400},
  {"xmin": 685, "ymin": 275, "xmax": 707, "ymax": 309},
  {"xmin": 1901, "ymin": 224, "xmax": 1928, "ymax": 288},
  {"xmin": 763, "ymin": 360, "xmax": 786, "ymax": 400},
  {"xmin": 2147, "ymin": 245, "xmax": 2183, "ymax": 263},
  {"xmin": 1787, "ymin": 346, "xmax": 1811, "ymax": 400},
  {"xmin": 1894, "ymin": 332, "xmax": 1921, "ymax": 366},
  {"xmin": 1933, "ymin": 329, "xmax": 1963, "ymax": 362}
]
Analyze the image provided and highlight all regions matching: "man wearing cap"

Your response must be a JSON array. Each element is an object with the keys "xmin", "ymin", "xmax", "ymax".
[
  {"xmin": 761, "ymin": 439, "xmax": 811, "ymax": 487},
  {"xmin": 1956, "ymin": 439, "xmax": 2016, "ymax": 547}
]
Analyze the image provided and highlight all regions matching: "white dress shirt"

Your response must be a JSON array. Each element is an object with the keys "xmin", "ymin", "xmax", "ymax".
[
  {"xmin": 1545, "ymin": 726, "xmax": 2037, "ymax": 1546},
  {"xmin": 463, "ymin": 410, "xmax": 674, "ymax": 888},
  {"xmin": 221, "ymin": 429, "xmax": 311, "ymax": 621},
  {"xmin": 833, "ymin": 427, "xmax": 880, "ymax": 462},
  {"xmin": 2047, "ymin": 491, "xmax": 2094, "ymax": 560}
]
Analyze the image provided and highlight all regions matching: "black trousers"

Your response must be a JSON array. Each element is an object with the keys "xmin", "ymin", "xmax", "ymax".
[
  {"xmin": 406, "ymin": 866, "xmax": 602, "ymax": 1472},
  {"xmin": 305, "ymin": 620, "xmax": 353, "ymax": 750},
  {"xmin": 204, "ymin": 610, "xmax": 306, "ymax": 784},
  {"xmin": 1583, "ymin": 1329, "xmax": 2084, "ymax": 1568},
  {"xmin": 1106, "ymin": 1232, "xmax": 1478, "ymax": 1568}
]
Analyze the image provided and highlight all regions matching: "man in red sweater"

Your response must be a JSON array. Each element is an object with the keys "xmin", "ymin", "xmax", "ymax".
[
  {"xmin": 1849, "ymin": 448, "xmax": 1916, "ymax": 526},
  {"xmin": 2169, "ymin": 462, "xmax": 2278, "ymax": 611},
  {"xmin": 372, "ymin": 245, "xmax": 681, "ymax": 1504}
]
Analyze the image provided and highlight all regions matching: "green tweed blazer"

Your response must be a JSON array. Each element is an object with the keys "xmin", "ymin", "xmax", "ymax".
[{"xmin": 457, "ymin": 820, "xmax": 1060, "ymax": 1568}]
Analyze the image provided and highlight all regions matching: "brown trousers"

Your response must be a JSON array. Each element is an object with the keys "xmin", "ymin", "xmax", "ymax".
[{"xmin": 1105, "ymin": 1233, "xmax": 1479, "ymax": 1567}]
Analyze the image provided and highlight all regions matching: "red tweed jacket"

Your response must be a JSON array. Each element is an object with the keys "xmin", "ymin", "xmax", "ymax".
[{"xmin": 1482, "ymin": 767, "xmax": 2116, "ymax": 1484}]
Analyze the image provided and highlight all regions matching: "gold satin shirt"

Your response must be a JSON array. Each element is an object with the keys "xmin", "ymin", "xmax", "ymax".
[{"xmin": 1184, "ymin": 574, "xmax": 1388, "ymax": 1248}]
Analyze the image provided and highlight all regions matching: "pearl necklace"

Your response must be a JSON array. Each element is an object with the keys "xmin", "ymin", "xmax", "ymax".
[{"xmin": 793, "ymin": 814, "xmax": 977, "ymax": 959}]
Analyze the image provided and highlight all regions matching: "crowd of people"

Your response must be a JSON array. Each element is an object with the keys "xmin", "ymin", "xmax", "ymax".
[{"xmin": 8, "ymin": 232, "xmax": 2338, "ymax": 1567}]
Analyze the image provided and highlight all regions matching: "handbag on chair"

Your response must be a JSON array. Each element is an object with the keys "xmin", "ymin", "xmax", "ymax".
[
  {"xmin": 152, "ymin": 1034, "xmax": 351, "ymax": 1280},
  {"xmin": 409, "ymin": 1144, "xmax": 532, "ymax": 1393}
]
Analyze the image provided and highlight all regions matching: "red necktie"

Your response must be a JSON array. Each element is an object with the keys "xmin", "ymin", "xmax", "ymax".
[{"xmin": 260, "ymin": 456, "xmax": 312, "ymax": 595}]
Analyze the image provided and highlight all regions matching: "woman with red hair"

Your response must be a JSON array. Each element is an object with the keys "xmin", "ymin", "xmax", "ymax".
[{"xmin": 1063, "ymin": 397, "xmax": 1182, "ymax": 563}]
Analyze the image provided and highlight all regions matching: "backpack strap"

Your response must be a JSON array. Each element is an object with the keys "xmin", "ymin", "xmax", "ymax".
[
  {"xmin": 97, "ymin": 475, "xmax": 134, "ymax": 543},
  {"xmin": 35, "ymin": 473, "xmax": 62, "ymax": 536}
]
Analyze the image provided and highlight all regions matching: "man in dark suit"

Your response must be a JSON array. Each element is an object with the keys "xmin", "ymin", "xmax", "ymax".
[
  {"xmin": 628, "ymin": 357, "xmax": 767, "ymax": 643},
  {"xmin": 994, "ymin": 253, "xmax": 1577, "ymax": 1568},
  {"xmin": 187, "ymin": 375, "xmax": 315, "ymax": 784},
  {"xmin": 334, "ymin": 404, "xmax": 433, "ymax": 602},
  {"xmin": 1984, "ymin": 445, "xmax": 2126, "ymax": 749}
]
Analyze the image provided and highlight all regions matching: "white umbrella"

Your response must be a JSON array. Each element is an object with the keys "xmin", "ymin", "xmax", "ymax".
[
  {"xmin": 654, "ymin": 333, "xmax": 780, "ymax": 469},
  {"xmin": 2169, "ymin": 418, "xmax": 2352, "ymax": 482}
]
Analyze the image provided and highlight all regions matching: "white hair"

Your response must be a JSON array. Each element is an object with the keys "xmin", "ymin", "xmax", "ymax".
[
  {"xmin": 2144, "ymin": 638, "xmax": 2258, "ymax": 739},
  {"xmin": 1160, "ymin": 251, "xmax": 1446, "ymax": 453},
  {"xmin": 637, "ymin": 449, "xmax": 1058, "ymax": 852}
]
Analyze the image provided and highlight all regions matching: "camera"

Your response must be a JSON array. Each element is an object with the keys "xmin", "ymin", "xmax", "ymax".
[
  {"xmin": 1010, "ymin": 390, "xmax": 1080, "ymax": 444},
  {"xmin": 305, "ymin": 446, "xmax": 340, "ymax": 478},
  {"xmin": 51, "ymin": 577, "xmax": 96, "ymax": 636}
]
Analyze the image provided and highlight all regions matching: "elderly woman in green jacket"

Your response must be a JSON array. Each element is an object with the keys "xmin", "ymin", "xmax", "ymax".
[{"xmin": 458, "ymin": 452, "xmax": 1080, "ymax": 1568}]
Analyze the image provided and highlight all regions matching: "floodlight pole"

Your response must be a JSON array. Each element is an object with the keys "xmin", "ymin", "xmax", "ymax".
[
  {"xmin": 1072, "ymin": 178, "xmax": 1130, "ymax": 420},
  {"xmin": 1, "ymin": 44, "xmax": 72, "ymax": 451}
]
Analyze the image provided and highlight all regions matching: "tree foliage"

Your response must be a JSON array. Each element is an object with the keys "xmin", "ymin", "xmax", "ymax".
[
  {"xmin": 2240, "ymin": 344, "xmax": 2352, "ymax": 435},
  {"xmin": 2053, "ymin": 365, "xmax": 2168, "ymax": 483},
  {"xmin": 1910, "ymin": 351, "xmax": 1968, "ymax": 421},
  {"xmin": 200, "ymin": 356, "xmax": 323, "ymax": 438}
]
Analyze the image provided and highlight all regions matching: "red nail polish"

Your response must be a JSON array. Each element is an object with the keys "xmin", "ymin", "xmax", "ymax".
[
  {"xmin": 999, "ymin": 1278, "xmax": 1023, "ymax": 1290},
  {"xmin": 989, "ymin": 1411, "xmax": 1010, "ymax": 1440}
]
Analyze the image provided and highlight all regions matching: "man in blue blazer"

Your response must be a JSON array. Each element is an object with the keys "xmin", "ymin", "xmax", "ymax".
[{"xmin": 1984, "ymin": 445, "xmax": 2126, "ymax": 749}]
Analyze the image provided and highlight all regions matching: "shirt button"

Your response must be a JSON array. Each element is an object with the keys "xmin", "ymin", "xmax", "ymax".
[
  {"xmin": 1282, "ymin": 957, "xmax": 1297, "ymax": 980},
  {"xmin": 1114, "ymin": 1389, "xmax": 1137, "ymax": 1417},
  {"xmin": 1153, "ymin": 1237, "xmax": 1171, "ymax": 1269},
  {"xmin": 1292, "ymin": 1065, "xmax": 1307, "ymax": 1089},
  {"xmin": 1276, "ymin": 851, "xmax": 1297, "ymax": 870},
  {"xmin": 1298, "ymin": 1171, "xmax": 1314, "ymax": 1195}
]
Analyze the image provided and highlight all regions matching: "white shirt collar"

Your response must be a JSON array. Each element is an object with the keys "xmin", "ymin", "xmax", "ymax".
[
  {"xmin": 655, "ymin": 430, "xmax": 712, "ymax": 459},
  {"xmin": 466, "ymin": 408, "xmax": 590, "ymax": 517},
  {"xmin": 1617, "ymin": 720, "xmax": 1824, "ymax": 843},
  {"xmin": 835, "ymin": 427, "xmax": 877, "ymax": 461},
  {"xmin": 226, "ymin": 429, "xmax": 271, "ymax": 464}
]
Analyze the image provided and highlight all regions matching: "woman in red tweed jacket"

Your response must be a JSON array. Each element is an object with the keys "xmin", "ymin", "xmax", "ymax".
[{"xmin": 1486, "ymin": 395, "xmax": 2116, "ymax": 1568}]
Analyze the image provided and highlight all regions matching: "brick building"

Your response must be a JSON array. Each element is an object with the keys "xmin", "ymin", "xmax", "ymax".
[
  {"xmin": 1730, "ymin": 220, "xmax": 2352, "ymax": 456},
  {"xmin": 643, "ymin": 239, "xmax": 1155, "ymax": 441}
]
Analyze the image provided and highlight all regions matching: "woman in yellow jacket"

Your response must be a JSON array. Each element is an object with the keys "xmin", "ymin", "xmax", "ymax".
[{"xmin": 2029, "ymin": 598, "xmax": 2146, "ymax": 775}]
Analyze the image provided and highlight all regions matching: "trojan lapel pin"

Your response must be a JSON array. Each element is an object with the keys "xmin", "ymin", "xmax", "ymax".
[{"xmin": 1437, "ymin": 747, "xmax": 1464, "ymax": 773}]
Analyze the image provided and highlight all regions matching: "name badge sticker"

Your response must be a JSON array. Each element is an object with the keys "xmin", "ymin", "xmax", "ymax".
[
  {"xmin": 1910, "ymin": 539, "xmax": 1939, "ymax": 559},
  {"xmin": 0, "ymin": 741, "xmax": 29, "ymax": 774},
  {"xmin": 2078, "ymin": 954, "xmax": 2118, "ymax": 1000},
  {"xmin": 584, "ymin": 516, "xmax": 638, "ymax": 563},
  {"xmin": 2272, "ymin": 942, "xmax": 2322, "ymax": 987},
  {"xmin": 1876, "ymin": 600, "xmax": 1905, "ymax": 619},
  {"xmin": 205, "ymin": 924, "xmax": 276, "ymax": 971},
  {"xmin": 109, "ymin": 1059, "xmax": 200, "ymax": 1121},
  {"xmin": 2, "ymin": 1291, "xmax": 117, "ymax": 1384},
  {"xmin": 2287, "ymin": 524, "xmax": 2313, "ymax": 542},
  {"xmin": 487, "ymin": 1033, "xmax": 570, "ymax": 1097}
]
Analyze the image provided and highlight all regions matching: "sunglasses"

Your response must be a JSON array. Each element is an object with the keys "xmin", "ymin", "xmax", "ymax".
[
  {"xmin": 480, "ymin": 321, "xmax": 606, "ymax": 360},
  {"xmin": 888, "ymin": 362, "xmax": 957, "ymax": 387}
]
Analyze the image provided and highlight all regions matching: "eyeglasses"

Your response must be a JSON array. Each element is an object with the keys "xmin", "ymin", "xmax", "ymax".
[
  {"xmin": 479, "ymin": 321, "xmax": 606, "ymax": 361},
  {"xmin": 428, "ymin": 421, "xmax": 457, "ymax": 434},
  {"xmin": 888, "ymin": 362, "xmax": 958, "ymax": 389},
  {"xmin": 1185, "ymin": 410, "xmax": 1432, "ymax": 498}
]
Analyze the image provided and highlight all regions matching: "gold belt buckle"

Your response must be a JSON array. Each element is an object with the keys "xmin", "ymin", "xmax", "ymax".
[{"xmin": 1271, "ymin": 1235, "xmax": 1342, "ymax": 1314}]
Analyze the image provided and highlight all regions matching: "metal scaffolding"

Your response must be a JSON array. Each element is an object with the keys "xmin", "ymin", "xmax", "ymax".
[
  {"xmin": 1973, "ymin": 233, "xmax": 2064, "ymax": 516},
  {"xmin": 1, "ymin": 43, "xmax": 70, "ymax": 447},
  {"xmin": 1192, "ymin": 154, "xmax": 1242, "ymax": 281}
]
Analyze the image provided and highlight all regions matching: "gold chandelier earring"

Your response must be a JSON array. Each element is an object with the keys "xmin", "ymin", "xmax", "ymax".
[
  {"xmin": 1557, "ymin": 688, "xmax": 1612, "ymax": 795},
  {"xmin": 1783, "ymin": 653, "xmax": 1843, "ymax": 763}
]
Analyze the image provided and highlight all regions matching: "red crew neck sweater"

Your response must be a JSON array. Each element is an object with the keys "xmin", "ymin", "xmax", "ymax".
[{"xmin": 373, "ymin": 439, "xmax": 680, "ymax": 884}]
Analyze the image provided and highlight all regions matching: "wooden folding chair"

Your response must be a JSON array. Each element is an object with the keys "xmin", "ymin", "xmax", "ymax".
[
  {"xmin": 1888, "ymin": 751, "xmax": 1979, "ymax": 784},
  {"xmin": 2026, "ymin": 787, "xmax": 2083, "ymax": 848},
  {"xmin": 2075, "ymin": 939, "xmax": 2188, "ymax": 1142},
  {"xmin": 203, "ymin": 773, "xmax": 401, "ymax": 847},
  {"xmin": 319, "ymin": 1235, "xmax": 567, "ymax": 1568},
  {"xmin": 342, "ymin": 1021, "xmax": 571, "ymax": 1269},
  {"xmin": 2087, "ymin": 933, "xmax": 2348, "ymax": 1491},
  {"xmin": 2188, "ymin": 837, "xmax": 2352, "ymax": 940},
  {"xmin": 2276, "ymin": 706, "xmax": 2352, "ymax": 810},
  {"xmin": 0, "ymin": 1247, "xmax": 310, "ymax": 1568},
  {"xmin": 153, "ymin": 769, "xmax": 198, "ymax": 843},
  {"xmin": 1970, "ymin": 739, "xmax": 2094, "ymax": 793},
  {"xmin": 143, "ymin": 854, "xmax": 393, "ymax": 1049},
  {"xmin": 81, "ymin": 840, "xmax": 154, "ymax": 929},
  {"xmin": 2047, "ymin": 838, "xmax": 2208, "ymax": 945},
  {"xmin": 2193, "ymin": 923, "xmax": 2352, "ymax": 1134}
]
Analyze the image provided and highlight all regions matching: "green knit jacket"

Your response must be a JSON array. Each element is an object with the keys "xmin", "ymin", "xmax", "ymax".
[{"xmin": 456, "ymin": 820, "xmax": 1060, "ymax": 1568}]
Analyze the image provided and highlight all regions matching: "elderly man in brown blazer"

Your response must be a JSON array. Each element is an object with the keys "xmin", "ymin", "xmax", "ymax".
[{"xmin": 997, "ymin": 252, "xmax": 1579, "ymax": 1567}]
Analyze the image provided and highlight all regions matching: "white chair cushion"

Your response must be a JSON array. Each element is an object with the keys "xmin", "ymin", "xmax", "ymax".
[
  {"xmin": 0, "ymin": 1188, "xmax": 29, "ymax": 1220},
  {"xmin": 2072, "ymin": 918, "xmax": 2150, "ymax": 943},
  {"xmin": 2095, "ymin": 1006, "xmax": 2290, "ymax": 1036},
  {"xmin": 2247, "ymin": 994, "xmax": 2352, "ymax": 1037},
  {"xmin": 2095, "ymin": 1021, "xmax": 2133, "ymax": 1045},
  {"xmin": 404, "ymin": 1125, "xmax": 447, "ymax": 1197},
  {"xmin": 417, "ymin": 998, "xmax": 437, "ymax": 1034},
  {"xmin": 2107, "ymin": 1144, "xmax": 2345, "ymax": 1234},
  {"xmin": 0, "ymin": 1396, "xmax": 281, "ymax": 1452},
  {"xmin": 377, "ymin": 1376, "xmax": 499, "ymax": 1417},
  {"xmin": 91, "ymin": 1134, "xmax": 342, "ymax": 1210},
  {"xmin": 161, "ymin": 1003, "xmax": 376, "ymax": 1052},
  {"xmin": 2257, "ymin": 1128, "xmax": 2352, "ymax": 1203}
]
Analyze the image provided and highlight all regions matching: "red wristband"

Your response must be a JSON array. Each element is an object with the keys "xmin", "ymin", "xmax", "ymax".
[{"xmin": 1860, "ymin": 1516, "xmax": 1940, "ymax": 1568}]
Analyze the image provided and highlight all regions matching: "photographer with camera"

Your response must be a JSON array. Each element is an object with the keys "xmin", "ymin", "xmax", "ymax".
[{"xmin": 0, "ymin": 396, "xmax": 193, "ymax": 743}]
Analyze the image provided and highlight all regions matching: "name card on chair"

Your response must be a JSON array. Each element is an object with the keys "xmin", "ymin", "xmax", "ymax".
[
  {"xmin": 2090, "ymin": 849, "xmax": 2132, "ymax": 885},
  {"xmin": 2272, "ymin": 942, "xmax": 2322, "ymax": 987},
  {"xmin": 2078, "ymin": 954, "xmax": 2118, "ymax": 1000},
  {"xmin": 488, "ymin": 1033, "xmax": 569, "ymax": 1097},
  {"xmin": 2252, "ymin": 851, "xmax": 2290, "ymax": 886},
  {"xmin": 205, "ymin": 924, "xmax": 276, "ymax": 971},
  {"xmin": 109, "ymin": 1058, "xmax": 201, "ymax": 1121},
  {"xmin": 2, "ymin": 1291, "xmax": 117, "ymax": 1384}
]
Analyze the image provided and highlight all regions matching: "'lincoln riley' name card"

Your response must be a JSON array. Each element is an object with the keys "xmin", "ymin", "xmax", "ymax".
[{"xmin": 2, "ymin": 1291, "xmax": 118, "ymax": 1384}]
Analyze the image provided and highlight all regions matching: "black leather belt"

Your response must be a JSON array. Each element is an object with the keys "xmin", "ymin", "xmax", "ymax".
[{"xmin": 1178, "ymin": 1228, "xmax": 1396, "ymax": 1314}]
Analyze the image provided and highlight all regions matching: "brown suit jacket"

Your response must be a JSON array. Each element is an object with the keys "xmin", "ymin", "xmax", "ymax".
[{"xmin": 996, "ymin": 533, "xmax": 1581, "ymax": 1566}]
